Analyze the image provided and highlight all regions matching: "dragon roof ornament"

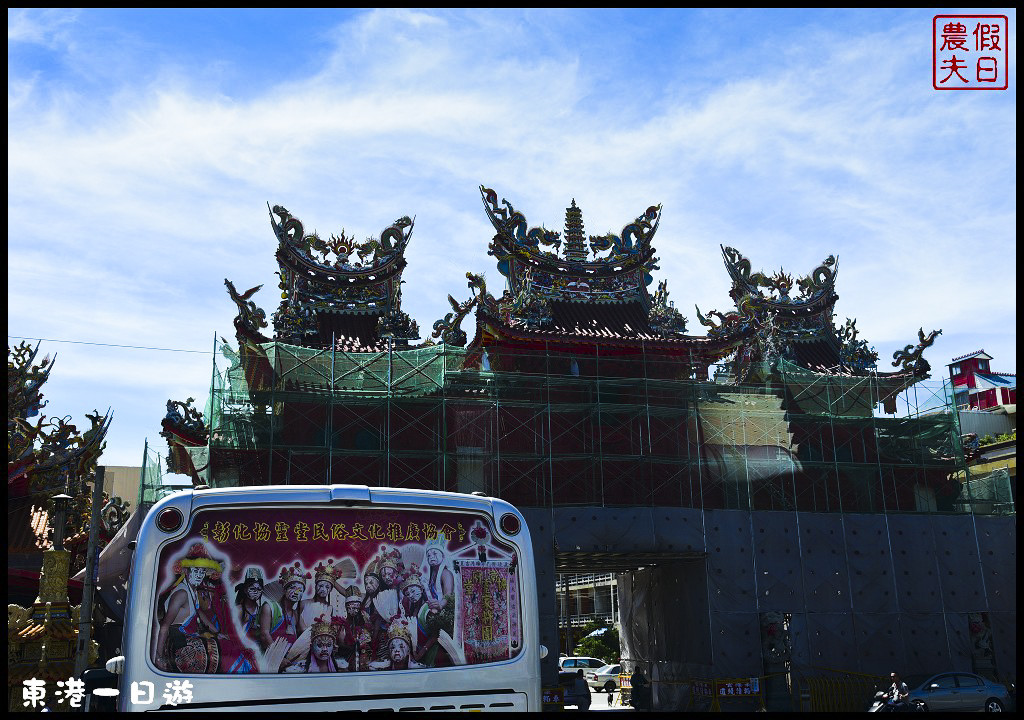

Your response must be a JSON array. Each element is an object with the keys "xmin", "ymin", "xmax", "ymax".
[
  {"xmin": 479, "ymin": 187, "xmax": 562, "ymax": 259},
  {"xmin": 892, "ymin": 328, "xmax": 942, "ymax": 377},
  {"xmin": 160, "ymin": 397, "xmax": 209, "ymax": 447},
  {"xmin": 480, "ymin": 185, "xmax": 663, "ymax": 315},
  {"xmin": 480, "ymin": 185, "xmax": 662, "ymax": 270},
  {"xmin": 270, "ymin": 204, "xmax": 414, "ymax": 274},
  {"xmin": 694, "ymin": 247, "xmax": 850, "ymax": 381},
  {"xmin": 721, "ymin": 245, "xmax": 838, "ymax": 309},
  {"xmin": 267, "ymin": 204, "xmax": 419, "ymax": 346},
  {"xmin": 431, "ymin": 273, "xmax": 494, "ymax": 347},
  {"xmin": 588, "ymin": 203, "xmax": 662, "ymax": 261}
]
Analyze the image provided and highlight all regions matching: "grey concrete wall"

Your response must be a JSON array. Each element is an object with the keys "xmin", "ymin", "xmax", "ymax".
[{"xmin": 523, "ymin": 506, "xmax": 1017, "ymax": 700}]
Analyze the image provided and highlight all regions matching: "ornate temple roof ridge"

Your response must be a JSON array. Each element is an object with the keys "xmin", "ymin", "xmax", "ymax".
[
  {"xmin": 459, "ymin": 185, "xmax": 694, "ymax": 347},
  {"xmin": 479, "ymin": 185, "xmax": 662, "ymax": 271},
  {"xmin": 719, "ymin": 244, "xmax": 839, "ymax": 309},
  {"xmin": 225, "ymin": 193, "xmax": 939, "ymax": 394},
  {"xmin": 473, "ymin": 298, "xmax": 738, "ymax": 349},
  {"xmin": 262, "ymin": 203, "xmax": 419, "ymax": 348},
  {"xmin": 269, "ymin": 203, "xmax": 414, "ymax": 278}
]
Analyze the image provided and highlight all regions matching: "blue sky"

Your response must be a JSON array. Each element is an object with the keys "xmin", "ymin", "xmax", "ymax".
[{"xmin": 8, "ymin": 9, "xmax": 1017, "ymax": 467}]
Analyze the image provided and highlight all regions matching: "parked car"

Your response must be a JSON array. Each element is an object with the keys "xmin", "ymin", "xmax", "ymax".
[
  {"xmin": 903, "ymin": 672, "xmax": 1012, "ymax": 712},
  {"xmin": 559, "ymin": 656, "xmax": 607, "ymax": 671},
  {"xmin": 587, "ymin": 663, "xmax": 623, "ymax": 693}
]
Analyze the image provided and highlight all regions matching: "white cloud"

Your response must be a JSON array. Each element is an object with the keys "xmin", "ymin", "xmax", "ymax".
[
  {"xmin": 7, "ymin": 8, "xmax": 79, "ymax": 46},
  {"xmin": 8, "ymin": 9, "xmax": 1015, "ymax": 464}
]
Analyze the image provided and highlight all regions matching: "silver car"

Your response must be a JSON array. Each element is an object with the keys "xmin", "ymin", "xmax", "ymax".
[
  {"xmin": 905, "ymin": 672, "xmax": 1012, "ymax": 712},
  {"xmin": 586, "ymin": 664, "xmax": 623, "ymax": 693}
]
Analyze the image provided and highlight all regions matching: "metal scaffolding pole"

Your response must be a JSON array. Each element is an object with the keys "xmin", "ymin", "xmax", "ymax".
[{"xmin": 74, "ymin": 466, "xmax": 105, "ymax": 678}]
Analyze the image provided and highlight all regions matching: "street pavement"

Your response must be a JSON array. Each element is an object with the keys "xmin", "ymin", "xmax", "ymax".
[{"xmin": 566, "ymin": 686, "xmax": 632, "ymax": 712}]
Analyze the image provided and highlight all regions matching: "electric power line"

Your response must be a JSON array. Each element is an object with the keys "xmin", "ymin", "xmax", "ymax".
[{"xmin": 8, "ymin": 335, "xmax": 214, "ymax": 354}]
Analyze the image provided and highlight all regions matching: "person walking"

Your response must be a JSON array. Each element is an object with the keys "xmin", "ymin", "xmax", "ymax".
[
  {"xmin": 572, "ymin": 668, "xmax": 591, "ymax": 711},
  {"xmin": 630, "ymin": 668, "xmax": 651, "ymax": 711}
]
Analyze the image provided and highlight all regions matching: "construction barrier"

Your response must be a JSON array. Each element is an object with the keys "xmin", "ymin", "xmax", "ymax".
[
  {"xmin": 689, "ymin": 678, "xmax": 715, "ymax": 709},
  {"xmin": 616, "ymin": 675, "xmax": 765, "ymax": 711},
  {"xmin": 709, "ymin": 677, "xmax": 766, "ymax": 712},
  {"xmin": 611, "ymin": 668, "xmax": 895, "ymax": 711},
  {"xmin": 614, "ymin": 674, "xmax": 631, "ymax": 707},
  {"xmin": 797, "ymin": 668, "xmax": 886, "ymax": 713}
]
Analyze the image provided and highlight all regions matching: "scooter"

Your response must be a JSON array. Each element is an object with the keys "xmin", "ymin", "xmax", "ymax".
[
  {"xmin": 868, "ymin": 690, "xmax": 888, "ymax": 712},
  {"xmin": 868, "ymin": 690, "xmax": 924, "ymax": 713}
]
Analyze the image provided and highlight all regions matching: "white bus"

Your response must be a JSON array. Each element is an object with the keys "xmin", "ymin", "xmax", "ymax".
[{"xmin": 112, "ymin": 485, "xmax": 541, "ymax": 711}]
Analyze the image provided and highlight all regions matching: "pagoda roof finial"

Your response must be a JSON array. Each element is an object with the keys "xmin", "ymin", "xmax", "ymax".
[{"xmin": 563, "ymin": 198, "xmax": 586, "ymax": 263}]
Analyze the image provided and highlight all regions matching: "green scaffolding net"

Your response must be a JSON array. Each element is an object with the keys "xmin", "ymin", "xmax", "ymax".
[
  {"xmin": 188, "ymin": 340, "xmax": 988, "ymax": 515},
  {"xmin": 136, "ymin": 440, "xmax": 173, "ymax": 510}
]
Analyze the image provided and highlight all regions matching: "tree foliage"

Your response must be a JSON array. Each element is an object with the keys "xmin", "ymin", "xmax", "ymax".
[{"xmin": 573, "ymin": 619, "xmax": 620, "ymax": 663}]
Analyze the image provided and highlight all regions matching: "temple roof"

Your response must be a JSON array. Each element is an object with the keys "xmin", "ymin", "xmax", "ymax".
[
  {"xmin": 548, "ymin": 300, "xmax": 655, "ymax": 337},
  {"xmin": 461, "ymin": 187, "xmax": 694, "ymax": 346},
  {"xmin": 266, "ymin": 204, "xmax": 419, "ymax": 348},
  {"xmin": 444, "ymin": 187, "xmax": 939, "ymax": 386},
  {"xmin": 480, "ymin": 185, "xmax": 662, "ymax": 305},
  {"xmin": 473, "ymin": 300, "xmax": 743, "ymax": 362},
  {"xmin": 690, "ymin": 245, "xmax": 863, "ymax": 381},
  {"xmin": 212, "ymin": 189, "xmax": 939, "ymax": 389}
]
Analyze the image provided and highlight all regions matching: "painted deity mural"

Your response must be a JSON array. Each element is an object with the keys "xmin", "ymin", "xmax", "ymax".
[{"xmin": 149, "ymin": 507, "xmax": 521, "ymax": 674}]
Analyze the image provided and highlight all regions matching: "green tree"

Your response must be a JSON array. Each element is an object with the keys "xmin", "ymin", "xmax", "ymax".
[{"xmin": 573, "ymin": 619, "xmax": 620, "ymax": 664}]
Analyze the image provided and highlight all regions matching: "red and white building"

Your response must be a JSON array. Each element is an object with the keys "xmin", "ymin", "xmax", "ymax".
[{"xmin": 948, "ymin": 350, "xmax": 1016, "ymax": 418}]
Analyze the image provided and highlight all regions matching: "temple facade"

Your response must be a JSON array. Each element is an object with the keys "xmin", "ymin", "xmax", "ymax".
[{"xmin": 159, "ymin": 188, "xmax": 1015, "ymax": 708}]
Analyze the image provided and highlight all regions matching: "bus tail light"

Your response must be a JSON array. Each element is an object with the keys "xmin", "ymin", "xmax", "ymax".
[
  {"xmin": 500, "ymin": 513, "xmax": 521, "ymax": 536},
  {"xmin": 156, "ymin": 507, "xmax": 183, "ymax": 533}
]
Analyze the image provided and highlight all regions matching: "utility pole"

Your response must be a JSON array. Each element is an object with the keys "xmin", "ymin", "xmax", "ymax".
[
  {"xmin": 74, "ymin": 466, "xmax": 105, "ymax": 678},
  {"xmin": 563, "ymin": 574, "xmax": 573, "ymax": 654}
]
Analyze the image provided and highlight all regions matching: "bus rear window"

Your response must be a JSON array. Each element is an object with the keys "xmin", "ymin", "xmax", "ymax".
[{"xmin": 150, "ymin": 506, "xmax": 521, "ymax": 675}]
